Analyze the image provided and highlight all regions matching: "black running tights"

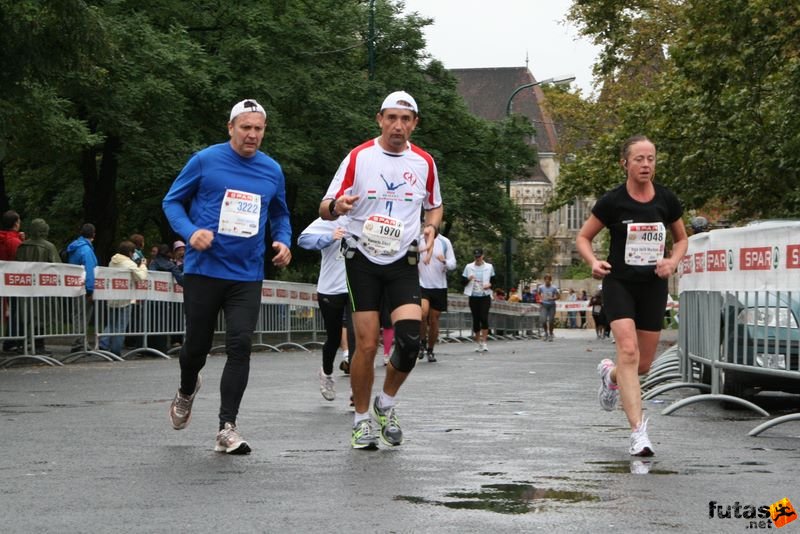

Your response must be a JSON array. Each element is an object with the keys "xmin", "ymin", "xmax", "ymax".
[{"xmin": 179, "ymin": 275, "xmax": 261, "ymax": 429}]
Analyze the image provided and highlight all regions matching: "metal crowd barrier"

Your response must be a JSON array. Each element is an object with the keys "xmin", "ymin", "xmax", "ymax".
[
  {"xmin": 212, "ymin": 283, "xmax": 325, "ymax": 354},
  {"xmin": 4, "ymin": 260, "xmax": 552, "ymax": 367},
  {"xmin": 93, "ymin": 267, "xmax": 177, "ymax": 360},
  {"xmin": 645, "ymin": 221, "xmax": 800, "ymax": 436},
  {"xmin": 1, "ymin": 295, "xmax": 35, "ymax": 366},
  {"xmin": 0, "ymin": 261, "xmax": 99, "ymax": 367},
  {"xmin": 444, "ymin": 295, "xmax": 541, "ymax": 341}
]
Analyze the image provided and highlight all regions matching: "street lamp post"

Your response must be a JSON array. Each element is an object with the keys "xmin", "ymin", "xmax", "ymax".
[{"xmin": 503, "ymin": 74, "xmax": 575, "ymax": 292}]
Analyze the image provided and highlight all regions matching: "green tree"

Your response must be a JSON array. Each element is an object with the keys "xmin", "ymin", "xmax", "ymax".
[
  {"xmin": 549, "ymin": 0, "xmax": 800, "ymax": 224},
  {"xmin": 1, "ymin": 0, "xmax": 539, "ymax": 279},
  {"xmin": 529, "ymin": 236, "xmax": 557, "ymax": 277}
]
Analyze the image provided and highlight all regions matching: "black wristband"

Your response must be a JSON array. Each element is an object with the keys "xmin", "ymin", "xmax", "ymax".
[{"xmin": 328, "ymin": 198, "xmax": 338, "ymax": 217}]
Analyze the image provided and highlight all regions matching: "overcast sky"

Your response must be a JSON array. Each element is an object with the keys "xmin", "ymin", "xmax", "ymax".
[{"xmin": 400, "ymin": 0, "xmax": 601, "ymax": 96}]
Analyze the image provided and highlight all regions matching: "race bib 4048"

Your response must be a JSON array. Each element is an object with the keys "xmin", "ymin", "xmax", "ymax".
[{"xmin": 625, "ymin": 222, "xmax": 666, "ymax": 266}]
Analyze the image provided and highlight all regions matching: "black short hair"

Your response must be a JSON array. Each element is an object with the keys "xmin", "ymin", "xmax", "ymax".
[
  {"xmin": 118, "ymin": 240, "xmax": 136, "ymax": 257},
  {"xmin": 80, "ymin": 223, "xmax": 96, "ymax": 238},
  {"xmin": 2, "ymin": 210, "xmax": 20, "ymax": 230}
]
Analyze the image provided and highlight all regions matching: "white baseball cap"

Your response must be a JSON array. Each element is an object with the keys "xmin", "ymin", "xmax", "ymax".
[
  {"xmin": 380, "ymin": 91, "xmax": 418, "ymax": 113},
  {"xmin": 229, "ymin": 99, "xmax": 267, "ymax": 122}
]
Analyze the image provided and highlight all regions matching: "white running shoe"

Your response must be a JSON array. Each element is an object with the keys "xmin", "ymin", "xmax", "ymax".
[
  {"xmin": 596, "ymin": 358, "xmax": 619, "ymax": 411},
  {"xmin": 480, "ymin": 342, "xmax": 488, "ymax": 352},
  {"xmin": 318, "ymin": 368, "xmax": 335, "ymax": 401},
  {"xmin": 630, "ymin": 418, "xmax": 655, "ymax": 457}
]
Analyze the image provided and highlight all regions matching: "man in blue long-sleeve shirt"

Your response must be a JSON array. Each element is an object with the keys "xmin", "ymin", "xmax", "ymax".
[{"xmin": 163, "ymin": 99, "xmax": 292, "ymax": 455}]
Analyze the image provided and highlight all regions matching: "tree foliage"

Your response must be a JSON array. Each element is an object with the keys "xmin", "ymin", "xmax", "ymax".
[
  {"xmin": 548, "ymin": 0, "xmax": 800, "ymax": 224},
  {"xmin": 1, "ymin": 0, "xmax": 535, "ymax": 276}
]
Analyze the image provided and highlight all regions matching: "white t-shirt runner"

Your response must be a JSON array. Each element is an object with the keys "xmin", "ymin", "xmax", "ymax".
[
  {"xmin": 462, "ymin": 261, "xmax": 495, "ymax": 297},
  {"xmin": 298, "ymin": 217, "xmax": 348, "ymax": 295},
  {"xmin": 418, "ymin": 234, "xmax": 457, "ymax": 289},
  {"xmin": 324, "ymin": 138, "xmax": 442, "ymax": 266}
]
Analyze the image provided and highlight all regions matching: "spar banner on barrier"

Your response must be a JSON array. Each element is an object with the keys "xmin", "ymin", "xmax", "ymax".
[
  {"xmin": 93, "ymin": 269, "xmax": 318, "ymax": 306},
  {"xmin": 679, "ymin": 221, "xmax": 800, "ymax": 293},
  {"xmin": 449, "ymin": 294, "xmax": 677, "ymax": 313},
  {"xmin": 448, "ymin": 294, "xmax": 540, "ymax": 316},
  {"xmin": 260, "ymin": 280, "xmax": 317, "ymax": 306},
  {"xmin": 93, "ymin": 267, "xmax": 184, "ymax": 302},
  {"xmin": 0, "ymin": 260, "xmax": 86, "ymax": 297}
]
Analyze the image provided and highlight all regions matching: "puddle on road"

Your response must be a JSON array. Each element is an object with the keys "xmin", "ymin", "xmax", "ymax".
[
  {"xmin": 586, "ymin": 460, "xmax": 678, "ymax": 475},
  {"xmin": 587, "ymin": 459, "xmax": 774, "ymax": 476},
  {"xmin": 396, "ymin": 482, "xmax": 599, "ymax": 514}
]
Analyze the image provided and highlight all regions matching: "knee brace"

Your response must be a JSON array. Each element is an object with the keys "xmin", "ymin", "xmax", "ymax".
[{"xmin": 389, "ymin": 319, "xmax": 421, "ymax": 372}]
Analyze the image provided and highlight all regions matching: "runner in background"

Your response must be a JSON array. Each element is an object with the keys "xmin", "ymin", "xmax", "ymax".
[
  {"xmin": 537, "ymin": 274, "xmax": 559, "ymax": 341},
  {"xmin": 298, "ymin": 217, "xmax": 351, "ymax": 401},
  {"xmin": 418, "ymin": 232, "xmax": 456, "ymax": 362},
  {"xmin": 462, "ymin": 248, "xmax": 494, "ymax": 352}
]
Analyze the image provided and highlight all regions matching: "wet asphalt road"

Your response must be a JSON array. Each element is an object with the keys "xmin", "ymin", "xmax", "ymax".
[{"xmin": 1, "ymin": 329, "xmax": 799, "ymax": 533}]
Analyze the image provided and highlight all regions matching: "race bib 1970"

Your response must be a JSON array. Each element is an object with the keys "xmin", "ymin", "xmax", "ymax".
[{"xmin": 361, "ymin": 214, "xmax": 404, "ymax": 256}]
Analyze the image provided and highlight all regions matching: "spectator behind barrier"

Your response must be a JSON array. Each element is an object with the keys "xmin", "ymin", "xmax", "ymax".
[
  {"xmin": 66, "ymin": 223, "xmax": 99, "ymax": 351},
  {"xmin": 15, "ymin": 218, "xmax": 60, "ymax": 354},
  {"xmin": 98, "ymin": 240, "xmax": 148, "ymax": 356},
  {"xmin": 1, "ymin": 210, "xmax": 24, "ymax": 352}
]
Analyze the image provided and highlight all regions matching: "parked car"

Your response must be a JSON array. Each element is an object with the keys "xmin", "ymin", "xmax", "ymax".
[{"xmin": 718, "ymin": 291, "xmax": 800, "ymax": 398}]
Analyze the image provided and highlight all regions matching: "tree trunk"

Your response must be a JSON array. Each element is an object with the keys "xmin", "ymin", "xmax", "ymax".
[
  {"xmin": 81, "ymin": 135, "xmax": 120, "ymax": 265},
  {"xmin": 0, "ymin": 161, "xmax": 8, "ymax": 214}
]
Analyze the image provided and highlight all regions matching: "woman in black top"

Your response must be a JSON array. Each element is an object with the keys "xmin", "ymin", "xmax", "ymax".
[{"xmin": 576, "ymin": 135, "xmax": 688, "ymax": 457}]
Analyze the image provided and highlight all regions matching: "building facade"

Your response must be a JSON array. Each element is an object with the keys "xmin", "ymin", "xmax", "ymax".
[{"xmin": 450, "ymin": 67, "xmax": 589, "ymax": 279}]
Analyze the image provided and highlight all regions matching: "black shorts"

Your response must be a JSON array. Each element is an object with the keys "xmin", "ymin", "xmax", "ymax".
[
  {"xmin": 601, "ymin": 276, "xmax": 668, "ymax": 332},
  {"xmin": 421, "ymin": 287, "xmax": 448, "ymax": 312},
  {"xmin": 345, "ymin": 252, "xmax": 421, "ymax": 313}
]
